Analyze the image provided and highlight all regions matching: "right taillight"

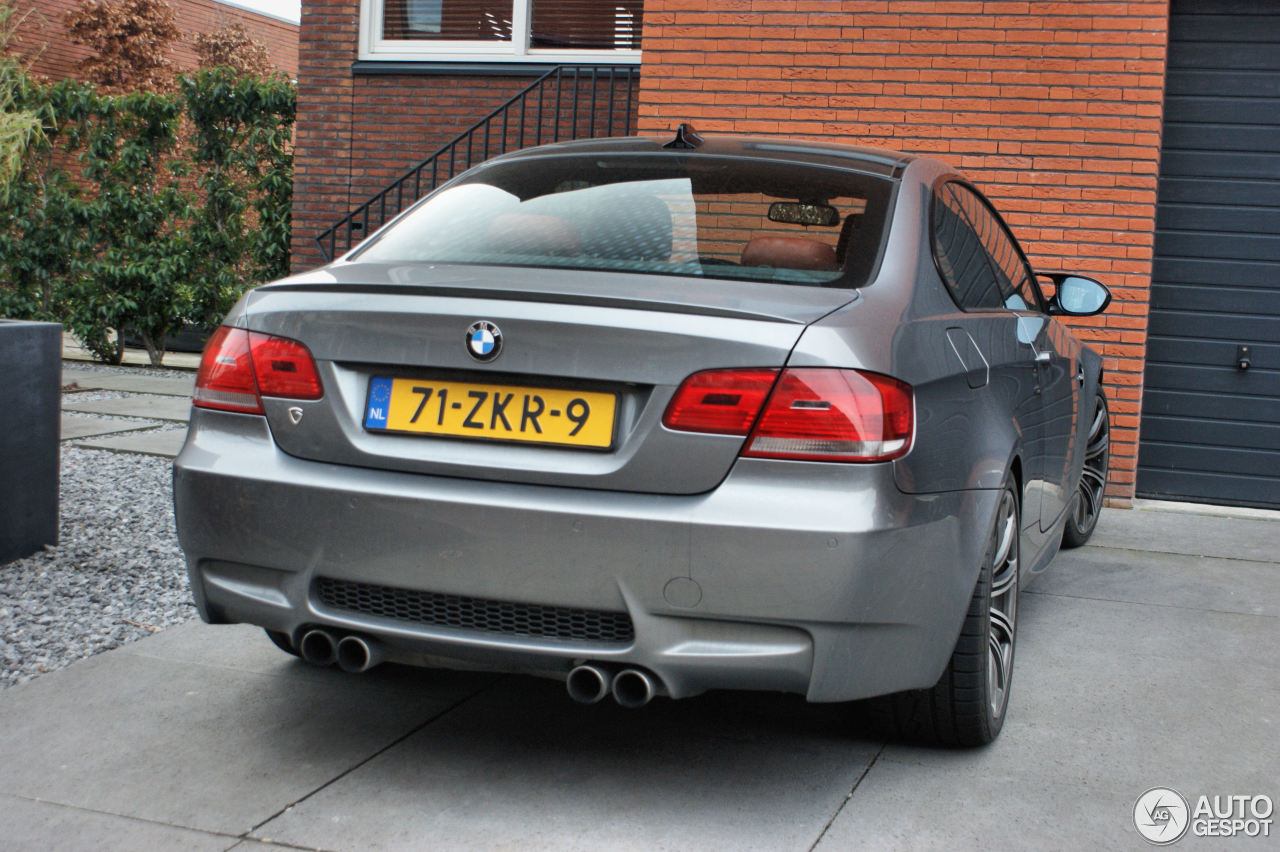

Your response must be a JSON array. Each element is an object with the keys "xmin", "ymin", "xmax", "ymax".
[
  {"xmin": 743, "ymin": 368, "xmax": 912, "ymax": 462},
  {"xmin": 664, "ymin": 366, "xmax": 912, "ymax": 463},
  {"xmin": 194, "ymin": 326, "xmax": 323, "ymax": 415}
]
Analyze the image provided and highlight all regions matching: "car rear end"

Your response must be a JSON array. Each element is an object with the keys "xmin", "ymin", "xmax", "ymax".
[{"xmin": 173, "ymin": 139, "xmax": 995, "ymax": 703}]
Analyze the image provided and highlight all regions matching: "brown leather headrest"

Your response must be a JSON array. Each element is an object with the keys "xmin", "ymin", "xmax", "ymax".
[{"xmin": 740, "ymin": 236, "xmax": 838, "ymax": 271}]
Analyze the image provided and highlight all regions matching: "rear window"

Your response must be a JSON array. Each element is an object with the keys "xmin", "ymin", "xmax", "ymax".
[{"xmin": 352, "ymin": 154, "xmax": 894, "ymax": 287}]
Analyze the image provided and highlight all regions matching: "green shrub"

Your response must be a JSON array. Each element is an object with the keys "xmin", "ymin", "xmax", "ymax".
[{"xmin": 0, "ymin": 68, "xmax": 295, "ymax": 365}]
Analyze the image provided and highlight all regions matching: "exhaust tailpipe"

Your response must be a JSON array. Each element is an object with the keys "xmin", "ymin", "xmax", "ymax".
[
  {"xmin": 566, "ymin": 664, "xmax": 612, "ymax": 704},
  {"xmin": 612, "ymin": 668, "xmax": 656, "ymax": 709},
  {"xmin": 298, "ymin": 629, "xmax": 337, "ymax": 667},
  {"xmin": 336, "ymin": 635, "xmax": 385, "ymax": 673}
]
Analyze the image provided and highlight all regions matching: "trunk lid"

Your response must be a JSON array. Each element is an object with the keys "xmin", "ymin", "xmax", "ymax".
[{"xmin": 238, "ymin": 263, "xmax": 856, "ymax": 495}]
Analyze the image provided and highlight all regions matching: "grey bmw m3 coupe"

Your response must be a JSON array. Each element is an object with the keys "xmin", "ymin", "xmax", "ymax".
[{"xmin": 173, "ymin": 126, "xmax": 1112, "ymax": 746}]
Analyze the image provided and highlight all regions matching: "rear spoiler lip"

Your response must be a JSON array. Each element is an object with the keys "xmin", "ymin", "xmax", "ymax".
[{"xmin": 256, "ymin": 281, "xmax": 860, "ymax": 326}]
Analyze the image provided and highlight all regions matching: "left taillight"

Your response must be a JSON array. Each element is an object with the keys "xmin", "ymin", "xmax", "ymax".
[{"xmin": 193, "ymin": 326, "xmax": 323, "ymax": 415}]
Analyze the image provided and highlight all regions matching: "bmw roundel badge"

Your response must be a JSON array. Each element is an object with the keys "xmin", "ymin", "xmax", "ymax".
[{"xmin": 465, "ymin": 320, "xmax": 502, "ymax": 362}]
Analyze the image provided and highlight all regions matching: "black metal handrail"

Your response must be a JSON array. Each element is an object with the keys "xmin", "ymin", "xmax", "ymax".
[{"xmin": 314, "ymin": 64, "xmax": 641, "ymax": 262}]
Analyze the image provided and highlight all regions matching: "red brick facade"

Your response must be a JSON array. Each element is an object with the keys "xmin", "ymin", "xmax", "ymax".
[
  {"xmin": 635, "ymin": 1, "xmax": 1170, "ymax": 504},
  {"xmin": 290, "ymin": 0, "xmax": 551, "ymax": 268},
  {"xmin": 13, "ymin": 0, "xmax": 299, "ymax": 82},
  {"xmin": 289, "ymin": 0, "xmax": 1173, "ymax": 503}
]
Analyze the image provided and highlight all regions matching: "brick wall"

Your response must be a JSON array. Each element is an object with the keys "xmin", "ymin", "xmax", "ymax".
[
  {"xmin": 637, "ymin": 0, "xmax": 1171, "ymax": 504},
  {"xmin": 12, "ymin": 0, "xmax": 299, "ymax": 82},
  {"xmin": 291, "ymin": 0, "xmax": 358, "ymax": 270},
  {"xmin": 298, "ymin": 53, "xmax": 637, "ymax": 268}
]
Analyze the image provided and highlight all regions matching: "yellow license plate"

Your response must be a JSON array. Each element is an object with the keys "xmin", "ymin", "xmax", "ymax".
[{"xmin": 363, "ymin": 376, "xmax": 616, "ymax": 449}]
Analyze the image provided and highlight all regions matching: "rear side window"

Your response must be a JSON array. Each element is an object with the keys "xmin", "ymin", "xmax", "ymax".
[
  {"xmin": 932, "ymin": 181, "xmax": 1041, "ymax": 312},
  {"xmin": 353, "ymin": 154, "xmax": 895, "ymax": 288},
  {"xmin": 932, "ymin": 182, "xmax": 1003, "ymax": 310}
]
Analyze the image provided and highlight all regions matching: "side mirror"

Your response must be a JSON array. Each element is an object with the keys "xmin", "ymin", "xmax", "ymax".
[{"xmin": 1041, "ymin": 273, "xmax": 1111, "ymax": 317}]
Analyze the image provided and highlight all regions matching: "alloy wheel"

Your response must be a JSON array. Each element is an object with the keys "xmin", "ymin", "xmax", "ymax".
[
  {"xmin": 1073, "ymin": 397, "xmax": 1111, "ymax": 534},
  {"xmin": 987, "ymin": 488, "xmax": 1018, "ymax": 720}
]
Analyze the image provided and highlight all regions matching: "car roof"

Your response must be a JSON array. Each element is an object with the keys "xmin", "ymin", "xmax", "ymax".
[{"xmin": 485, "ymin": 128, "xmax": 918, "ymax": 180}]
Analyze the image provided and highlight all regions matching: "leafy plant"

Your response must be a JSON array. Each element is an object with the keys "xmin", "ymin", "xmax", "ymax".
[
  {"xmin": 0, "ymin": 0, "xmax": 45, "ymax": 200},
  {"xmin": 63, "ymin": 0, "xmax": 181, "ymax": 92},
  {"xmin": 193, "ymin": 23, "xmax": 276, "ymax": 78},
  {"xmin": 61, "ymin": 85, "xmax": 191, "ymax": 364},
  {"xmin": 182, "ymin": 68, "xmax": 294, "ymax": 326}
]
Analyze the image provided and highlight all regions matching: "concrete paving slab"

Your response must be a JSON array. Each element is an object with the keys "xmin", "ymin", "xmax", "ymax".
[
  {"xmin": 817, "ymin": 576, "xmax": 1280, "ymax": 850},
  {"xmin": 1090, "ymin": 506, "xmax": 1280, "ymax": 563},
  {"xmin": 60, "ymin": 414, "xmax": 159, "ymax": 441},
  {"xmin": 62, "ymin": 395, "xmax": 193, "ymax": 422},
  {"xmin": 0, "ymin": 640, "xmax": 489, "ymax": 837},
  {"xmin": 73, "ymin": 429, "xmax": 188, "ymax": 459},
  {"xmin": 61, "ymin": 372, "xmax": 196, "ymax": 398},
  {"xmin": 252, "ymin": 677, "xmax": 879, "ymax": 851},
  {"xmin": 0, "ymin": 795, "xmax": 233, "ymax": 852},
  {"xmin": 1034, "ymin": 546, "xmax": 1280, "ymax": 617}
]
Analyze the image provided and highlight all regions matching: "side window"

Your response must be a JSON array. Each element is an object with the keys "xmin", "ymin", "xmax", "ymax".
[
  {"xmin": 932, "ymin": 183, "xmax": 1004, "ymax": 310},
  {"xmin": 960, "ymin": 183, "xmax": 1041, "ymax": 310},
  {"xmin": 932, "ymin": 181, "xmax": 1043, "ymax": 312}
]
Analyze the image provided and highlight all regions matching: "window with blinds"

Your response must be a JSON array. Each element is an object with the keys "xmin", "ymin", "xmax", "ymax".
[
  {"xmin": 379, "ymin": 0, "xmax": 643, "ymax": 52},
  {"xmin": 530, "ymin": 1, "xmax": 643, "ymax": 51}
]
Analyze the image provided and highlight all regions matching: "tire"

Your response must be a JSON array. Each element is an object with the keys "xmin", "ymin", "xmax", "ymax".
[
  {"xmin": 863, "ymin": 477, "xmax": 1020, "ymax": 747},
  {"xmin": 265, "ymin": 629, "xmax": 300, "ymax": 657},
  {"xmin": 1062, "ymin": 390, "xmax": 1110, "ymax": 549}
]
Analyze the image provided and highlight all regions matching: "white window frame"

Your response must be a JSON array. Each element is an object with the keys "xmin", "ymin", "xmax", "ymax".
[{"xmin": 360, "ymin": 0, "xmax": 642, "ymax": 64}]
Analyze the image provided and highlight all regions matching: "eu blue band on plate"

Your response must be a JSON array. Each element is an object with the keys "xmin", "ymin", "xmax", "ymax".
[{"xmin": 365, "ymin": 377, "xmax": 393, "ymax": 429}]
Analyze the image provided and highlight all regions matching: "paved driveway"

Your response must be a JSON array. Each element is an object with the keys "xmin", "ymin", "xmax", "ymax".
[{"xmin": 1, "ymin": 505, "xmax": 1276, "ymax": 851}]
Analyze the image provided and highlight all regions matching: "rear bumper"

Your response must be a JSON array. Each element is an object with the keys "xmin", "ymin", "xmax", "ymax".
[{"xmin": 173, "ymin": 410, "xmax": 1000, "ymax": 701}]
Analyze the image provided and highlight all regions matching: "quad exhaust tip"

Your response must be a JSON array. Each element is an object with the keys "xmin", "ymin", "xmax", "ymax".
[
  {"xmin": 566, "ymin": 664, "xmax": 612, "ymax": 704},
  {"xmin": 299, "ymin": 629, "xmax": 337, "ymax": 667},
  {"xmin": 337, "ymin": 635, "xmax": 385, "ymax": 674},
  {"xmin": 611, "ymin": 668, "xmax": 656, "ymax": 709}
]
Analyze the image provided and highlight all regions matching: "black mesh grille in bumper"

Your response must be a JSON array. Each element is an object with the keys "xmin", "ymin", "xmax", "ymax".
[{"xmin": 314, "ymin": 577, "xmax": 635, "ymax": 644}]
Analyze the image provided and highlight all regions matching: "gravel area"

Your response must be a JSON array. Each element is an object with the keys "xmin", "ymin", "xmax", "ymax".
[
  {"xmin": 63, "ymin": 362, "xmax": 193, "ymax": 379},
  {"xmin": 0, "ymin": 445, "xmax": 195, "ymax": 689}
]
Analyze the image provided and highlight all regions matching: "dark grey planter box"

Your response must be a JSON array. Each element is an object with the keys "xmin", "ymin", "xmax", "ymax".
[{"xmin": 0, "ymin": 320, "xmax": 61, "ymax": 564}]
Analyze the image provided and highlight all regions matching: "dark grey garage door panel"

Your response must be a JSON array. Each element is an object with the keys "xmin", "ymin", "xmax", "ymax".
[
  {"xmin": 1139, "ymin": 469, "xmax": 1278, "ymax": 508},
  {"xmin": 1144, "ymin": 389, "xmax": 1280, "ymax": 426},
  {"xmin": 1155, "ymin": 256, "xmax": 1277, "ymax": 288},
  {"xmin": 1162, "ymin": 96, "xmax": 1280, "ymax": 123},
  {"xmin": 1146, "ymin": 312, "xmax": 1279, "ymax": 343},
  {"xmin": 1142, "ymin": 415, "xmax": 1280, "ymax": 452},
  {"xmin": 1161, "ymin": 124, "xmax": 1280, "ymax": 152},
  {"xmin": 1146, "ymin": 338, "xmax": 1279, "ymax": 372},
  {"xmin": 1140, "ymin": 442, "xmax": 1280, "ymax": 479},
  {"xmin": 1139, "ymin": 1, "xmax": 1280, "ymax": 509},
  {"xmin": 1157, "ymin": 178, "xmax": 1280, "ymax": 208},
  {"xmin": 1158, "ymin": 151, "xmax": 1280, "ymax": 180},
  {"xmin": 1145, "ymin": 363, "xmax": 1280, "ymax": 398},
  {"xmin": 1167, "ymin": 42, "xmax": 1280, "ymax": 70},
  {"xmin": 1157, "ymin": 204, "xmax": 1280, "ymax": 236},
  {"xmin": 1165, "ymin": 71, "xmax": 1280, "ymax": 98},
  {"xmin": 1153, "ymin": 232, "xmax": 1280, "ymax": 262},
  {"xmin": 1150, "ymin": 283, "xmax": 1280, "ymax": 315}
]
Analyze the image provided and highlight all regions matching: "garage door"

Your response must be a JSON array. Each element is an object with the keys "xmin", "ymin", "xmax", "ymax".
[{"xmin": 1138, "ymin": 1, "xmax": 1280, "ymax": 509}]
